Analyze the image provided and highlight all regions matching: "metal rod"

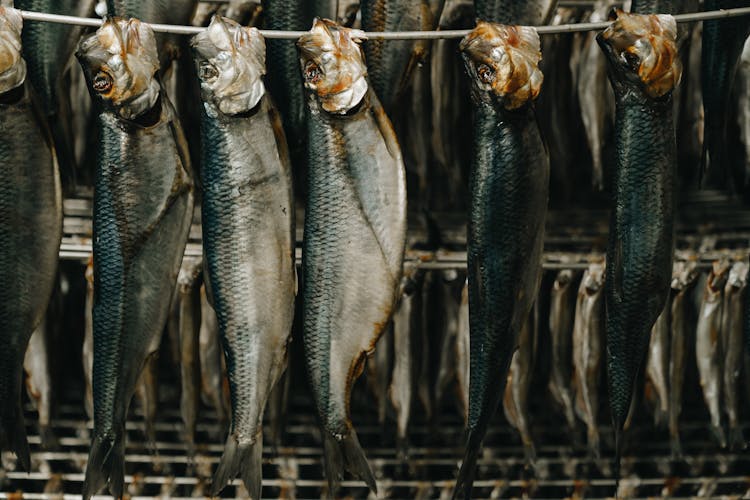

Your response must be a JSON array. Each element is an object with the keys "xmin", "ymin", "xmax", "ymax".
[{"xmin": 16, "ymin": 7, "xmax": 750, "ymax": 38}]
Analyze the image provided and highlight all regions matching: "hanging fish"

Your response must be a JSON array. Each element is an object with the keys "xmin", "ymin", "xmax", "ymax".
[
  {"xmin": 721, "ymin": 260, "xmax": 748, "ymax": 450},
  {"xmin": 737, "ymin": 38, "xmax": 750, "ymax": 189},
  {"xmin": 366, "ymin": 319, "xmax": 393, "ymax": 427},
  {"xmin": 548, "ymin": 269, "xmax": 578, "ymax": 432},
  {"xmin": 572, "ymin": 260, "xmax": 606, "ymax": 458},
  {"xmin": 473, "ymin": 0, "xmax": 558, "ymax": 24},
  {"xmin": 455, "ymin": 22, "xmax": 548, "ymax": 499},
  {"xmin": 199, "ymin": 284, "xmax": 229, "ymax": 433},
  {"xmin": 76, "ymin": 17, "xmax": 194, "ymax": 499},
  {"xmin": 192, "ymin": 17, "xmax": 296, "ymax": 499},
  {"xmin": 645, "ymin": 296, "xmax": 670, "ymax": 427},
  {"xmin": 503, "ymin": 311, "xmax": 536, "ymax": 464},
  {"xmin": 456, "ymin": 280, "xmax": 470, "ymax": 425},
  {"xmin": 700, "ymin": 0, "xmax": 750, "ymax": 187},
  {"xmin": 0, "ymin": 6, "xmax": 62, "ymax": 471},
  {"xmin": 83, "ymin": 256, "xmax": 94, "ymax": 422},
  {"xmin": 298, "ymin": 19, "xmax": 407, "ymax": 494},
  {"xmin": 597, "ymin": 10, "xmax": 680, "ymax": 478}
]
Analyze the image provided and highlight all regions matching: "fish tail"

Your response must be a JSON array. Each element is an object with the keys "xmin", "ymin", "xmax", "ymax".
[
  {"xmin": 82, "ymin": 431, "xmax": 125, "ymax": 500},
  {"xmin": 728, "ymin": 425, "xmax": 746, "ymax": 451},
  {"xmin": 0, "ymin": 400, "xmax": 31, "ymax": 471},
  {"xmin": 210, "ymin": 432, "xmax": 263, "ymax": 499},
  {"xmin": 322, "ymin": 429, "xmax": 377, "ymax": 496},
  {"xmin": 452, "ymin": 429, "xmax": 482, "ymax": 500}
]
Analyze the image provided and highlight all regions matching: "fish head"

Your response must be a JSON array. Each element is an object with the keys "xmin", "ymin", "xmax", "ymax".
[
  {"xmin": 297, "ymin": 18, "xmax": 368, "ymax": 114},
  {"xmin": 0, "ymin": 7, "xmax": 25, "ymax": 94},
  {"xmin": 76, "ymin": 17, "xmax": 160, "ymax": 120},
  {"xmin": 727, "ymin": 262, "xmax": 749, "ymax": 289},
  {"xmin": 554, "ymin": 269, "xmax": 574, "ymax": 289},
  {"xmin": 191, "ymin": 15, "xmax": 266, "ymax": 115},
  {"xmin": 596, "ymin": 10, "xmax": 682, "ymax": 98},
  {"xmin": 459, "ymin": 22, "xmax": 543, "ymax": 110}
]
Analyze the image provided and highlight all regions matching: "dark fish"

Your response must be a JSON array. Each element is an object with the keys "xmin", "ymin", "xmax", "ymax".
[
  {"xmin": 0, "ymin": 6, "xmax": 63, "ymax": 471},
  {"xmin": 548, "ymin": 269, "xmax": 578, "ymax": 432},
  {"xmin": 597, "ymin": 11, "xmax": 680, "ymax": 477},
  {"xmin": 434, "ymin": 270, "xmax": 463, "ymax": 413},
  {"xmin": 361, "ymin": 0, "xmax": 445, "ymax": 113},
  {"xmin": 192, "ymin": 17, "xmax": 296, "ymax": 499},
  {"xmin": 503, "ymin": 311, "xmax": 536, "ymax": 464},
  {"xmin": 298, "ymin": 19, "xmax": 406, "ymax": 494},
  {"xmin": 721, "ymin": 260, "xmax": 748, "ymax": 450},
  {"xmin": 701, "ymin": 0, "xmax": 750, "ymax": 187},
  {"xmin": 668, "ymin": 259, "xmax": 698, "ymax": 458},
  {"xmin": 645, "ymin": 295, "xmax": 669, "ymax": 427},
  {"xmin": 455, "ymin": 22, "xmax": 548, "ymax": 499},
  {"xmin": 572, "ymin": 260, "xmax": 606, "ymax": 458},
  {"xmin": 696, "ymin": 260, "xmax": 728, "ymax": 448},
  {"xmin": 76, "ymin": 18, "xmax": 194, "ymax": 499},
  {"xmin": 473, "ymin": 0, "xmax": 558, "ymax": 24},
  {"xmin": 630, "ymin": 0, "xmax": 678, "ymax": 13}
]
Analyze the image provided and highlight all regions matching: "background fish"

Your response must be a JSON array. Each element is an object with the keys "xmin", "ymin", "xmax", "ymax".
[
  {"xmin": 696, "ymin": 260, "xmax": 729, "ymax": 448},
  {"xmin": 192, "ymin": 17, "xmax": 296, "ymax": 499},
  {"xmin": 0, "ymin": 6, "xmax": 62, "ymax": 472},
  {"xmin": 548, "ymin": 269, "xmax": 578, "ymax": 432},
  {"xmin": 298, "ymin": 19, "xmax": 406, "ymax": 494},
  {"xmin": 76, "ymin": 18, "xmax": 194, "ymax": 499},
  {"xmin": 737, "ymin": 38, "xmax": 750, "ymax": 190},
  {"xmin": 473, "ymin": 0, "xmax": 558, "ymax": 24},
  {"xmin": 503, "ymin": 311, "xmax": 536, "ymax": 465},
  {"xmin": 597, "ymin": 11, "xmax": 680, "ymax": 477},
  {"xmin": 455, "ymin": 22, "xmax": 548, "ymax": 499},
  {"xmin": 645, "ymin": 298, "xmax": 670, "ymax": 427},
  {"xmin": 199, "ymin": 284, "xmax": 229, "ymax": 436},
  {"xmin": 456, "ymin": 280, "xmax": 470, "ymax": 425},
  {"xmin": 366, "ymin": 320, "xmax": 393, "ymax": 427}
]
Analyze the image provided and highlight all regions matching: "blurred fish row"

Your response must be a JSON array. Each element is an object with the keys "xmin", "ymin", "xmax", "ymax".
[{"xmin": 0, "ymin": 0, "xmax": 748, "ymax": 500}]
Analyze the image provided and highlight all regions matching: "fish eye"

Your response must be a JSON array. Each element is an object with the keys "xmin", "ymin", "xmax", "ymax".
[
  {"xmin": 622, "ymin": 51, "xmax": 640, "ymax": 72},
  {"xmin": 304, "ymin": 61, "xmax": 322, "ymax": 84},
  {"xmin": 476, "ymin": 63, "xmax": 494, "ymax": 84},
  {"xmin": 199, "ymin": 63, "xmax": 219, "ymax": 81},
  {"xmin": 92, "ymin": 71, "xmax": 113, "ymax": 93}
]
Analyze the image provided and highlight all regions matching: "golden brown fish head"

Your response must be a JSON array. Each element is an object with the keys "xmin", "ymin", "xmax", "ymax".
[
  {"xmin": 597, "ymin": 10, "xmax": 682, "ymax": 98},
  {"xmin": 191, "ymin": 15, "xmax": 266, "ymax": 115},
  {"xmin": 297, "ymin": 18, "xmax": 368, "ymax": 114},
  {"xmin": 76, "ymin": 17, "xmax": 160, "ymax": 120},
  {"xmin": 460, "ymin": 22, "xmax": 543, "ymax": 110},
  {"xmin": 0, "ymin": 7, "xmax": 25, "ymax": 94}
]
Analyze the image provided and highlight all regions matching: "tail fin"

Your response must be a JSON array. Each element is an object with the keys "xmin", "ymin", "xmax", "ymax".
[
  {"xmin": 0, "ymin": 401, "xmax": 31, "ymax": 471},
  {"xmin": 322, "ymin": 430, "xmax": 377, "ymax": 497},
  {"xmin": 82, "ymin": 432, "xmax": 125, "ymax": 500},
  {"xmin": 210, "ymin": 433, "xmax": 263, "ymax": 499},
  {"xmin": 452, "ymin": 429, "xmax": 482, "ymax": 500}
]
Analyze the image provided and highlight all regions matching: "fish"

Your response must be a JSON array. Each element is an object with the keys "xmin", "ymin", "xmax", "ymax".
[
  {"xmin": 192, "ymin": 17, "xmax": 296, "ymax": 498},
  {"xmin": 548, "ymin": 269, "xmax": 578, "ymax": 432},
  {"xmin": 199, "ymin": 284, "xmax": 229, "ymax": 432},
  {"xmin": 390, "ymin": 266, "xmax": 420, "ymax": 456},
  {"xmin": 668, "ymin": 259, "xmax": 698, "ymax": 458},
  {"xmin": 76, "ymin": 17, "xmax": 195, "ymax": 499},
  {"xmin": 23, "ymin": 320, "xmax": 55, "ymax": 448},
  {"xmin": 84, "ymin": 257, "xmax": 95, "ymax": 422},
  {"xmin": 298, "ymin": 19, "xmax": 407, "ymax": 495},
  {"xmin": 738, "ymin": 38, "xmax": 750, "ymax": 189},
  {"xmin": 577, "ymin": 1, "xmax": 616, "ymax": 191},
  {"xmin": 418, "ymin": 270, "xmax": 435, "ymax": 421},
  {"xmin": 644, "ymin": 296, "xmax": 669, "ymax": 427},
  {"xmin": 700, "ymin": 0, "xmax": 750, "ymax": 187},
  {"xmin": 360, "ymin": 0, "xmax": 445, "ymax": 113},
  {"xmin": 133, "ymin": 340, "xmax": 160, "ymax": 449},
  {"xmin": 572, "ymin": 260, "xmax": 606, "ymax": 458},
  {"xmin": 366, "ymin": 319, "xmax": 393, "ymax": 427},
  {"xmin": 696, "ymin": 260, "xmax": 729, "ymax": 448},
  {"xmin": 721, "ymin": 260, "xmax": 748, "ymax": 450},
  {"xmin": 503, "ymin": 311, "xmax": 536, "ymax": 465},
  {"xmin": 0, "ymin": 6, "xmax": 63, "ymax": 472},
  {"xmin": 455, "ymin": 22, "xmax": 548, "ymax": 499},
  {"xmin": 434, "ymin": 270, "xmax": 463, "ymax": 413},
  {"xmin": 14, "ymin": 0, "xmax": 96, "ymax": 189},
  {"xmin": 473, "ymin": 0, "xmax": 558, "ymax": 24},
  {"xmin": 456, "ymin": 280, "xmax": 470, "ymax": 425},
  {"xmin": 176, "ymin": 256, "xmax": 203, "ymax": 456},
  {"xmin": 597, "ymin": 11, "xmax": 680, "ymax": 477},
  {"xmin": 630, "ymin": 0, "xmax": 678, "ymax": 13}
]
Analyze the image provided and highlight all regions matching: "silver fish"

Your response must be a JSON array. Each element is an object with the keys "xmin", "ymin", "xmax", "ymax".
[
  {"xmin": 696, "ymin": 260, "xmax": 729, "ymax": 448},
  {"xmin": 645, "ymin": 297, "xmax": 670, "ymax": 427},
  {"xmin": 721, "ymin": 260, "xmax": 748, "ymax": 450},
  {"xmin": 84, "ymin": 256, "xmax": 94, "ymax": 422},
  {"xmin": 366, "ymin": 320, "xmax": 393, "ymax": 427},
  {"xmin": 738, "ymin": 37, "xmax": 750, "ymax": 188},
  {"xmin": 434, "ymin": 270, "xmax": 462, "ymax": 413},
  {"xmin": 572, "ymin": 260, "xmax": 605, "ymax": 458},
  {"xmin": 199, "ymin": 284, "xmax": 229, "ymax": 433},
  {"xmin": 503, "ymin": 311, "xmax": 536, "ymax": 464},
  {"xmin": 456, "ymin": 279, "xmax": 470, "ymax": 425},
  {"xmin": 548, "ymin": 269, "xmax": 578, "ymax": 432},
  {"xmin": 23, "ymin": 319, "xmax": 55, "ymax": 448}
]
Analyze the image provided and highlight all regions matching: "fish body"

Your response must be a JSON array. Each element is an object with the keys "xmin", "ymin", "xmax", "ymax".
[
  {"xmin": 23, "ymin": 319, "xmax": 54, "ymax": 447},
  {"xmin": 0, "ymin": 6, "xmax": 62, "ymax": 472},
  {"xmin": 668, "ymin": 259, "xmax": 698, "ymax": 457},
  {"xmin": 696, "ymin": 260, "xmax": 729, "ymax": 448},
  {"xmin": 298, "ymin": 19, "xmax": 406, "ymax": 494},
  {"xmin": 366, "ymin": 319, "xmax": 393, "ymax": 426},
  {"xmin": 77, "ymin": 18, "xmax": 194, "ymax": 499},
  {"xmin": 597, "ymin": 12, "xmax": 680, "ymax": 470},
  {"xmin": 456, "ymin": 280, "xmax": 470, "ymax": 424},
  {"xmin": 572, "ymin": 261, "xmax": 605, "ymax": 458},
  {"xmin": 199, "ymin": 284, "xmax": 228, "ymax": 430},
  {"xmin": 84, "ymin": 257, "xmax": 94, "ymax": 421},
  {"xmin": 738, "ymin": 38, "xmax": 750, "ymax": 188},
  {"xmin": 434, "ymin": 270, "xmax": 463, "ymax": 412},
  {"xmin": 645, "ymin": 299, "xmax": 669, "ymax": 427},
  {"xmin": 192, "ymin": 17, "xmax": 296, "ymax": 499},
  {"xmin": 361, "ymin": 0, "xmax": 445, "ymax": 113},
  {"xmin": 721, "ymin": 260, "xmax": 748, "ymax": 450},
  {"xmin": 473, "ymin": 0, "xmax": 558, "ymax": 24},
  {"xmin": 700, "ymin": 0, "xmax": 750, "ymax": 186},
  {"xmin": 503, "ymin": 312, "xmax": 535, "ymax": 464},
  {"xmin": 455, "ymin": 22, "xmax": 548, "ymax": 499},
  {"xmin": 548, "ymin": 269, "xmax": 577, "ymax": 431}
]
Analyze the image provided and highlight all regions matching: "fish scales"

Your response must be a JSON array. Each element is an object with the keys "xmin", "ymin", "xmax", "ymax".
[
  {"xmin": 473, "ymin": 0, "xmax": 558, "ymax": 25},
  {"xmin": 597, "ymin": 13, "xmax": 680, "ymax": 473},
  {"xmin": 192, "ymin": 18, "xmax": 296, "ymax": 499},
  {"xmin": 298, "ymin": 19, "xmax": 406, "ymax": 495},
  {"xmin": 0, "ymin": 7, "xmax": 62, "ymax": 470},
  {"xmin": 455, "ymin": 22, "xmax": 548, "ymax": 499}
]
